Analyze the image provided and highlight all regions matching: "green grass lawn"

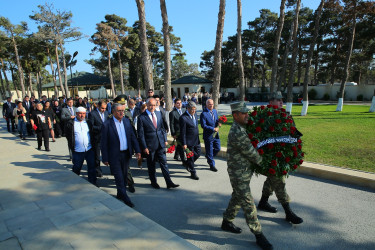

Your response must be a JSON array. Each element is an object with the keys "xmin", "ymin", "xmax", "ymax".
[{"xmin": 199, "ymin": 105, "xmax": 375, "ymax": 173}]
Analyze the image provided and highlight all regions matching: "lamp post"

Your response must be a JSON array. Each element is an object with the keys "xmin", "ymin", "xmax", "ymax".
[{"xmin": 68, "ymin": 51, "xmax": 78, "ymax": 96}]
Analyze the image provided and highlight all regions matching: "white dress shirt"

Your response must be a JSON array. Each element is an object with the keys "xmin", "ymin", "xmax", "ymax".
[
  {"xmin": 74, "ymin": 118, "xmax": 92, "ymax": 152},
  {"xmin": 113, "ymin": 117, "xmax": 128, "ymax": 151},
  {"xmin": 146, "ymin": 109, "xmax": 158, "ymax": 126}
]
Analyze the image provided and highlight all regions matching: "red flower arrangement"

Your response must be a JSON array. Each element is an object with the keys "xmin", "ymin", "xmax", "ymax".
[
  {"xmin": 246, "ymin": 105, "xmax": 304, "ymax": 177},
  {"xmin": 213, "ymin": 115, "xmax": 227, "ymax": 138},
  {"xmin": 185, "ymin": 148, "xmax": 194, "ymax": 158}
]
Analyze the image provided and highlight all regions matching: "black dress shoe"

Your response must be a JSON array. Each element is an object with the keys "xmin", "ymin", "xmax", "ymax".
[
  {"xmin": 96, "ymin": 172, "xmax": 103, "ymax": 178},
  {"xmin": 45, "ymin": 148, "xmax": 51, "ymax": 152},
  {"xmin": 190, "ymin": 173, "xmax": 199, "ymax": 180},
  {"xmin": 151, "ymin": 183, "xmax": 160, "ymax": 189},
  {"xmin": 167, "ymin": 183, "xmax": 180, "ymax": 189},
  {"xmin": 210, "ymin": 165, "xmax": 218, "ymax": 172},
  {"xmin": 37, "ymin": 147, "xmax": 41, "ymax": 150},
  {"xmin": 255, "ymin": 233, "xmax": 273, "ymax": 250},
  {"xmin": 221, "ymin": 219, "xmax": 242, "ymax": 234},
  {"xmin": 124, "ymin": 200, "xmax": 135, "ymax": 208},
  {"xmin": 128, "ymin": 185, "xmax": 135, "ymax": 193}
]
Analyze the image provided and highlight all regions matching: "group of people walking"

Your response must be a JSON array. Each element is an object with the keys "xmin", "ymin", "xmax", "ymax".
[{"xmin": 2, "ymin": 90, "xmax": 303, "ymax": 249}]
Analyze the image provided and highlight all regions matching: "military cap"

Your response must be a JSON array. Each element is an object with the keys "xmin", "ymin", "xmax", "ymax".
[
  {"xmin": 269, "ymin": 91, "xmax": 283, "ymax": 101},
  {"xmin": 230, "ymin": 101, "xmax": 249, "ymax": 113},
  {"xmin": 113, "ymin": 95, "xmax": 127, "ymax": 105}
]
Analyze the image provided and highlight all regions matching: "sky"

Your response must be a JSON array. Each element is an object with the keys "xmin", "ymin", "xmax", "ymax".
[{"xmin": 1, "ymin": 0, "xmax": 320, "ymax": 74}]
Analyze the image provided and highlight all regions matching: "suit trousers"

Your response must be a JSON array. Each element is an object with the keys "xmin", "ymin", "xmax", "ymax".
[
  {"xmin": 146, "ymin": 146, "xmax": 173, "ymax": 185},
  {"xmin": 110, "ymin": 150, "xmax": 132, "ymax": 203},
  {"xmin": 72, "ymin": 148, "xmax": 96, "ymax": 185},
  {"xmin": 37, "ymin": 129, "xmax": 49, "ymax": 149},
  {"xmin": 185, "ymin": 144, "xmax": 201, "ymax": 173},
  {"xmin": 204, "ymin": 137, "xmax": 221, "ymax": 167},
  {"xmin": 6, "ymin": 117, "xmax": 15, "ymax": 132},
  {"xmin": 93, "ymin": 142, "xmax": 103, "ymax": 175}
]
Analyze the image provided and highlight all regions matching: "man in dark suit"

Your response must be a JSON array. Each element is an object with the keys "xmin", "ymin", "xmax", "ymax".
[
  {"xmin": 3, "ymin": 97, "xmax": 16, "ymax": 132},
  {"xmin": 22, "ymin": 95, "xmax": 33, "ymax": 136},
  {"xmin": 202, "ymin": 92, "xmax": 209, "ymax": 110},
  {"xmin": 101, "ymin": 103, "xmax": 141, "ymax": 208},
  {"xmin": 88, "ymin": 100, "xmax": 109, "ymax": 178},
  {"xmin": 127, "ymin": 98, "xmax": 141, "ymax": 121},
  {"xmin": 179, "ymin": 101, "xmax": 201, "ymax": 180},
  {"xmin": 153, "ymin": 95, "xmax": 169, "ymax": 133},
  {"xmin": 137, "ymin": 98, "xmax": 179, "ymax": 189},
  {"xmin": 61, "ymin": 98, "xmax": 76, "ymax": 161},
  {"xmin": 200, "ymin": 98, "xmax": 221, "ymax": 172},
  {"xmin": 169, "ymin": 98, "xmax": 185, "ymax": 161}
]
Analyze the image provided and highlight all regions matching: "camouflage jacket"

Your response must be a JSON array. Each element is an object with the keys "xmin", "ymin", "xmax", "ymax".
[{"xmin": 227, "ymin": 121, "xmax": 262, "ymax": 174}]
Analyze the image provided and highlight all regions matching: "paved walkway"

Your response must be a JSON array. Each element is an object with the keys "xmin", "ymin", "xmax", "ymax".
[{"xmin": 1, "ymin": 111, "xmax": 375, "ymax": 249}]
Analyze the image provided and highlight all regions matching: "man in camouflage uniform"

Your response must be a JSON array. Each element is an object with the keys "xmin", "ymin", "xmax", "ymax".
[
  {"xmin": 221, "ymin": 101, "xmax": 273, "ymax": 250},
  {"xmin": 257, "ymin": 91, "xmax": 303, "ymax": 225}
]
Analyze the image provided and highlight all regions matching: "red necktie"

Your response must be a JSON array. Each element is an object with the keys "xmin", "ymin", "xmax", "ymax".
[{"xmin": 151, "ymin": 113, "xmax": 157, "ymax": 129}]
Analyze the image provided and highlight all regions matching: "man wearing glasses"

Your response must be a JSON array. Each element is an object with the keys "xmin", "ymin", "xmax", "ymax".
[{"xmin": 147, "ymin": 89, "xmax": 154, "ymax": 98}]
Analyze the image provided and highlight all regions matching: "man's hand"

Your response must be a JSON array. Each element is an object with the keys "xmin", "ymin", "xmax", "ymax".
[
  {"xmin": 70, "ymin": 115, "xmax": 75, "ymax": 119},
  {"xmin": 3, "ymin": 116, "xmax": 6, "ymax": 119},
  {"xmin": 103, "ymin": 162, "xmax": 109, "ymax": 166},
  {"xmin": 214, "ymin": 127, "xmax": 219, "ymax": 132},
  {"xmin": 183, "ymin": 145, "xmax": 187, "ymax": 150},
  {"xmin": 135, "ymin": 153, "xmax": 141, "ymax": 160},
  {"xmin": 165, "ymin": 141, "xmax": 168, "ymax": 146},
  {"xmin": 144, "ymin": 148, "xmax": 149, "ymax": 155},
  {"xmin": 218, "ymin": 123, "xmax": 222, "ymax": 127}
]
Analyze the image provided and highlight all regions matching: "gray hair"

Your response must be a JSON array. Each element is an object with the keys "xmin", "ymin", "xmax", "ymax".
[
  {"xmin": 206, "ymin": 98, "xmax": 213, "ymax": 105},
  {"xmin": 187, "ymin": 101, "xmax": 197, "ymax": 109},
  {"xmin": 146, "ymin": 97, "xmax": 156, "ymax": 104},
  {"xmin": 112, "ymin": 103, "xmax": 124, "ymax": 111}
]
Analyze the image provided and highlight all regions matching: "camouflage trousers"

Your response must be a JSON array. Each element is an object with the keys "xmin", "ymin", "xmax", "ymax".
[
  {"xmin": 262, "ymin": 175, "xmax": 290, "ymax": 204},
  {"xmin": 223, "ymin": 167, "xmax": 262, "ymax": 234}
]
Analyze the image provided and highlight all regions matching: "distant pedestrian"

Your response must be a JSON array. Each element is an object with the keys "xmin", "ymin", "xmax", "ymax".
[
  {"xmin": 13, "ymin": 101, "xmax": 27, "ymax": 139},
  {"xmin": 3, "ymin": 97, "xmax": 16, "ymax": 132},
  {"xmin": 30, "ymin": 102, "xmax": 51, "ymax": 151}
]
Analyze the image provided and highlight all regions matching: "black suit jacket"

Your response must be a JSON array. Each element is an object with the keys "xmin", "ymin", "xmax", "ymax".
[
  {"xmin": 101, "ymin": 117, "xmax": 141, "ymax": 165},
  {"xmin": 3, "ymin": 102, "xmax": 16, "ymax": 118},
  {"xmin": 169, "ymin": 107, "xmax": 185, "ymax": 137},
  {"xmin": 179, "ymin": 111, "xmax": 200, "ymax": 147},
  {"xmin": 88, "ymin": 109, "xmax": 109, "ymax": 143},
  {"xmin": 157, "ymin": 107, "xmax": 169, "ymax": 133},
  {"xmin": 137, "ymin": 111, "xmax": 167, "ymax": 151}
]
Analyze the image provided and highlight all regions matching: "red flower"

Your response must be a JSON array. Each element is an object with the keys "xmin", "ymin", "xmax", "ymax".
[
  {"xmin": 293, "ymin": 164, "xmax": 298, "ymax": 169},
  {"xmin": 248, "ymin": 133, "xmax": 254, "ymax": 139},
  {"xmin": 275, "ymin": 119, "xmax": 282, "ymax": 124},
  {"xmin": 290, "ymin": 126, "xmax": 296, "ymax": 131},
  {"xmin": 273, "ymin": 105, "xmax": 278, "ymax": 109},
  {"xmin": 285, "ymin": 157, "xmax": 291, "ymax": 163},
  {"xmin": 275, "ymin": 152, "xmax": 282, "ymax": 158},
  {"xmin": 219, "ymin": 115, "xmax": 227, "ymax": 123},
  {"xmin": 293, "ymin": 151, "xmax": 298, "ymax": 157},
  {"xmin": 259, "ymin": 118, "xmax": 265, "ymax": 124},
  {"xmin": 282, "ymin": 127, "xmax": 287, "ymax": 132},
  {"xmin": 298, "ymin": 139, "xmax": 302, "ymax": 143},
  {"xmin": 260, "ymin": 105, "xmax": 265, "ymax": 110},
  {"xmin": 299, "ymin": 159, "xmax": 304, "ymax": 165},
  {"xmin": 269, "ymin": 126, "xmax": 275, "ymax": 132},
  {"xmin": 258, "ymin": 149, "xmax": 264, "ymax": 155},
  {"xmin": 267, "ymin": 111, "xmax": 273, "ymax": 116},
  {"xmin": 281, "ymin": 113, "xmax": 287, "ymax": 118},
  {"xmin": 251, "ymin": 111, "xmax": 257, "ymax": 117},
  {"xmin": 301, "ymin": 152, "xmax": 305, "ymax": 157},
  {"xmin": 269, "ymin": 168, "xmax": 276, "ymax": 175},
  {"xmin": 281, "ymin": 108, "xmax": 286, "ymax": 112},
  {"xmin": 251, "ymin": 141, "xmax": 258, "ymax": 148},
  {"xmin": 282, "ymin": 170, "xmax": 288, "ymax": 175},
  {"xmin": 298, "ymin": 144, "xmax": 302, "ymax": 150},
  {"xmin": 267, "ymin": 144, "xmax": 274, "ymax": 149},
  {"xmin": 248, "ymin": 120, "xmax": 254, "ymax": 125},
  {"xmin": 291, "ymin": 146, "xmax": 297, "ymax": 151},
  {"xmin": 267, "ymin": 104, "xmax": 272, "ymax": 108},
  {"xmin": 280, "ymin": 143, "xmax": 286, "ymax": 147},
  {"xmin": 255, "ymin": 126, "xmax": 262, "ymax": 133},
  {"xmin": 274, "ymin": 110, "xmax": 280, "ymax": 115},
  {"xmin": 271, "ymin": 160, "xmax": 277, "ymax": 166}
]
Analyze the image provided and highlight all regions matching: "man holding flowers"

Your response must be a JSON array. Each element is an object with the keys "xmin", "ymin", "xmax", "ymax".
[
  {"xmin": 255, "ymin": 91, "xmax": 303, "ymax": 225},
  {"xmin": 221, "ymin": 101, "xmax": 273, "ymax": 250}
]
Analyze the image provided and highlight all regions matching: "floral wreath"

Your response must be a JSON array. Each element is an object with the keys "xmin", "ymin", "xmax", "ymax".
[{"xmin": 246, "ymin": 105, "xmax": 304, "ymax": 177}]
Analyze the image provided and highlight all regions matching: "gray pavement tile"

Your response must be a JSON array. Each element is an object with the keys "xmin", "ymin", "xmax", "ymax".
[
  {"xmin": 12, "ymin": 218, "xmax": 56, "ymax": 243},
  {"xmin": 20, "ymin": 236, "xmax": 71, "ymax": 250},
  {"xmin": 35, "ymin": 191, "xmax": 82, "ymax": 208},
  {"xmin": 0, "ymin": 222, "xmax": 7, "ymax": 234},
  {"xmin": 0, "ymin": 202, "xmax": 39, "ymax": 221},
  {"xmin": 100, "ymin": 197, "xmax": 127, "ymax": 211},
  {"xmin": 155, "ymin": 235, "xmax": 199, "ymax": 249},
  {"xmin": 110, "ymin": 209, "xmax": 160, "ymax": 231},
  {"xmin": 67, "ymin": 191, "xmax": 111, "ymax": 209},
  {"xmin": 0, "ymin": 237, "xmax": 22, "ymax": 250},
  {"xmin": 50, "ymin": 202, "xmax": 111, "ymax": 228},
  {"xmin": 5, "ymin": 209, "xmax": 48, "ymax": 231},
  {"xmin": 0, "ymin": 231, "xmax": 14, "ymax": 242},
  {"xmin": 40, "ymin": 202, "xmax": 74, "ymax": 217}
]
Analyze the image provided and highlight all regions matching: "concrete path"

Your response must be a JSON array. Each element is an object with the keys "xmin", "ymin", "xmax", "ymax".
[{"xmin": 1, "ymin": 105, "xmax": 374, "ymax": 249}]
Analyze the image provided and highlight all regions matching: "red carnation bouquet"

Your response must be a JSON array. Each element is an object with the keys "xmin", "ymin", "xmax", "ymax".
[
  {"xmin": 213, "ymin": 115, "xmax": 227, "ymax": 138},
  {"xmin": 246, "ymin": 105, "xmax": 304, "ymax": 177},
  {"xmin": 167, "ymin": 140, "xmax": 176, "ymax": 154},
  {"xmin": 185, "ymin": 148, "xmax": 194, "ymax": 158}
]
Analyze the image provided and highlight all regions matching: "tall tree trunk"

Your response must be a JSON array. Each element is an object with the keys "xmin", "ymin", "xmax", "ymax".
[
  {"xmin": 270, "ymin": 0, "xmax": 287, "ymax": 93},
  {"xmin": 160, "ymin": 0, "xmax": 172, "ymax": 111},
  {"xmin": 107, "ymin": 47, "xmax": 115, "ymax": 98},
  {"xmin": 250, "ymin": 44, "xmax": 258, "ymax": 88},
  {"xmin": 212, "ymin": 0, "xmax": 226, "ymax": 108},
  {"xmin": 55, "ymin": 42, "xmax": 65, "ymax": 97},
  {"xmin": 369, "ymin": 89, "xmax": 375, "ymax": 112},
  {"xmin": 277, "ymin": 22, "xmax": 294, "ymax": 91},
  {"xmin": 336, "ymin": 6, "xmax": 357, "ymax": 112},
  {"xmin": 11, "ymin": 35, "xmax": 25, "ymax": 97},
  {"xmin": 47, "ymin": 47, "xmax": 58, "ymax": 97},
  {"xmin": 118, "ymin": 52, "xmax": 125, "ymax": 94},
  {"xmin": 59, "ymin": 43, "xmax": 70, "ymax": 98},
  {"xmin": 237, "ymin": 0, "xmax": 245, "ymax": 101},
  {"xmin": 135, "ymin": 0, "xmax": 154, "ymax": 91},
  {"xmin": 10, "ymin": 68, "xmax": 20, "ymax": 99},
  {"xmin": 297, "ymin": 42, "xmax": 303, "ymax": 86},
  {"xmin": 301, "ymin": 0, "xmax": 324, "ymax": 116},
  {"xmin": 0, "ymin": 69, "xmax": 6, "ymax": 99},
  {"xmin": 313, "ymin": 43, "xmax": 319, "ymax": 85},
  {"xmin": 28, "ymin": 72, "xmax": 34, "ymax": 97},
  {"xmin": 286, "ymin": 0, "xmax": 301, "ymax": 114},
  {"xmin": 261, "ymin": 57, "xmax": 266, "ymax": 89},
  {"xmin": 2, "ymin": 59, "xmax": 12, "ymax": 96},
  {"xmin": 37, "ymin": 71, "xmax": 43, "ymax": 98}
]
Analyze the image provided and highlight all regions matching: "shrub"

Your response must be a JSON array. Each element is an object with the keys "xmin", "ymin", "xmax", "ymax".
[
  {"xmin": 308, "ymin": 88, "xmax": 318, "ymax": 100},
  {"xmin": 323, "ymin": 93, "xmax": 330, "ymax": 101},
  {"xmin": 357, "ymin": 94, "xmax": 363, "ymax": 101}
]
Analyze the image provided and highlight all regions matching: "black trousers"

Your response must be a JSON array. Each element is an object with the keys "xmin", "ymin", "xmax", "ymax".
[
  {"xmin": 93, "ymin": 142, "xmax": 103, "ymax": 175},
  {"xmin": 6, "ymin": 117, "xmax": 15, "ymax": 132},
  {"xmin": 185, "ymin": 144, "xmax": 201, "ymax": 174},
  {"xmin": 37, "ymin": 129, "xmax": 49, "ymax": 149},
  {"xmin": 146, "ymin": 145, "xmax": 173, "ymax": 185},
  {"xmin": 54, "ymin": 122, "xmax": 62, "ymax": 137}
]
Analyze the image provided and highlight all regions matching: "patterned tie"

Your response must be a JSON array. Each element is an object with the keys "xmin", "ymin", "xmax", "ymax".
[
  {"xmin": 210, "ymin": 111, "xmax": 214, "ymax": 120},
  {"xmin": 151, "ymin": 113, "xmax": 157, "ymax": 129},
  {"xmin": 178, "ymin": 109, "xmax": 182, "ymax": 115},
  {"xmin": 192, "ymin": 115, "xmax": 196, "ymax": 127},
  {"xmin": 69, "ymin": 107, "xmax": 73, "ymax": 115}
]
